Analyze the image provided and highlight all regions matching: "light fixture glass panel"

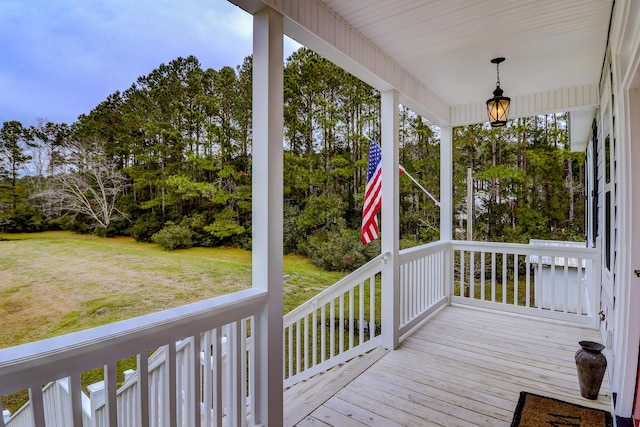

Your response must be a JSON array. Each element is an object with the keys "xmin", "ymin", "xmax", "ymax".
[{"xmin": 487, "ymin": 97, "xmax": 510, "ymax": 127}]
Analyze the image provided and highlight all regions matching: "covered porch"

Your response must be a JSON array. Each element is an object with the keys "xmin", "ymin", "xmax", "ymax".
[
  {"xmin": 2, "ymin": 0, "xmax": 640, "ymax": 425},
  {"xmin": 285, "ymin": 305, "xmax": 610, "ymax": 426}
]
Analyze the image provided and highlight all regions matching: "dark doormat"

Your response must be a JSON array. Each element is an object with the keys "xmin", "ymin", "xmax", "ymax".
[{"xmin": 511, "ymin": 392, "xmax": 613, "ymax": 427}]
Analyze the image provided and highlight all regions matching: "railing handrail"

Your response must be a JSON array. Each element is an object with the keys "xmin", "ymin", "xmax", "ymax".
[
  {"xmin": 283, "ymin": 252, "xmax": 389, "ymax": 326},
  {"xmin": 450, "ymin": 240, "xmax": 598, "ymax": 259},
  {"xmin": 0, "ymin": 288, "xmax": 267, "ymax": 396},
  {"xmin": 399, "ymin": 240, "xmax": 450, "ymax": 263}
]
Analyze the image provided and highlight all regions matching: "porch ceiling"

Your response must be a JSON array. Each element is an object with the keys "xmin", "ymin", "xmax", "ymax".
[
  {"xmin": 321, "ymin": 0, "xmax": 613, "ymax": 108},
  {"xmin": 232, "ymin": 0, "xmax": 613, "ymax": 148}
]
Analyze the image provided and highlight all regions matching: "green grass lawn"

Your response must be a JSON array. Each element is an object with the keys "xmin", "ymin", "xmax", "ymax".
[
  {"xmin": 0, "ymin": 231, "xmax": 346, "ymax": 413},
  {"xmin": 0, "ymin": 231, "xmax": 345, "ymax": 348}
]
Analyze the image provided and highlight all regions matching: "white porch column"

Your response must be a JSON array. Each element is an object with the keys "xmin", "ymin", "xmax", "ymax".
[
  {"xmin": 440, "ymin": 126, "xmax": 453, "ymax": 241},
  {"xmin": 381, "ymin": 89, "xmax": 400, "ymax": 350},
  {"xmin": 252, "ymin": 7, "xmax": 284, "ymax": 426},
  {"xmin": 440, "ymin": 125, "xmax": 453, "ymax": 299}
]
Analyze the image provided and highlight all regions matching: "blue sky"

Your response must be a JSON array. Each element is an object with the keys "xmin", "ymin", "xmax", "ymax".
[{"xmin": 0, "ymin": 0, "xmax": 300, "ymax": 127}]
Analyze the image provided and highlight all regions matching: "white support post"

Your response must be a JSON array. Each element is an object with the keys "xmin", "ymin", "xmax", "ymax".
[
  {"xmin": 252, "ymin": 7, "xmax": 284, "ymax": 426},
  {"xmin": 440, "ymin": 125, "xmax": 453, "ymax": 242},
  {"xmin": 137, "ymin": 352, "xmax": 150, "ymax": 427},
  {"xmin": 69, "ymin": 374, "xmax": 83, "ymax": 427},
  {"xmin": 381, "ymin": 89, "xmax": 400, "ymax": 350},
  {"xmin": 87, "ymin": 381, "xmax": 105, "ymax": 419},
  {"xmin": 440, "ymin": 126, "xmax": 453, "ymax": 299},
  {"xmin": 167, "ymin": 344, "xmax": 177, "ymax": 427},
  {"xmin": 190, "ymin": 335, "xmax": 201, "ymax": 427},
  {"xmin": 105, "ymin": 362, "xmax": 118, "ymax": 427},
  {"xmin": 28, "ymin": 385, "xmax": 45, "ymax": 427}
]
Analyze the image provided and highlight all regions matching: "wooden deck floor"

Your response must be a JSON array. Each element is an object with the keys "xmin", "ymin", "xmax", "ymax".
[{"xmin": 285, "ymin": 305, "xmax": 612, "ymax": 427}]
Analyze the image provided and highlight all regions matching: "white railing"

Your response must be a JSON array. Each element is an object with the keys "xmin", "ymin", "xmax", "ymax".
[
  {"xmin": 85, "ymin": 328, "xmax": 251, "ymax": 427},
  {"xmin": 282, "ymin": 239, "xmax": 597, "ymax": 388},
  {"xmin": 5, "ymin": 331, "xmax": 251, "ymax": 427},
  {"xmin": 282, "ymin": 253, "xmax": 386, "ymax": 388},
  {"xmin": 4, "ymin": 378, "xmax": 92, "ymax": 427},
  {"xmin": 398, "ymin": 241, "xmax": 449, "ymax": 338},
  {"xmin": 450, "ymin": 240, "xmax": 600, "ymax": 326},
  {"xmin": 0, "ymin": 288, "xmax": 266, "ymax": 427}
]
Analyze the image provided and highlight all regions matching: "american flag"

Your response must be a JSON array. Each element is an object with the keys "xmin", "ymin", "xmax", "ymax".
[{"xmin": 361, "ymin": 140, "xmax": 383, "ymax": 244}]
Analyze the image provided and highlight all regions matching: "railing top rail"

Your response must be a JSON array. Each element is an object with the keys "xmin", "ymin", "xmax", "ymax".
[
  {"xmin": 450, "ymin": 240, "xmax": 597, "ymax": 259},
  {"xmin": 0, "ymin": 288, "xmax": 267, "ymax": 396},
  {"xmin": 283, "ymin": 252, "xmax": 389, "ymax": 324},
  {"xmin": 399, "ymin": 240, "xmax": 450, "ymax": 263}
]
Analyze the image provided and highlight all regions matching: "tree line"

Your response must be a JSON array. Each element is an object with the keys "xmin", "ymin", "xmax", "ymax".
[{"xmin": 0, "ymin": 48, "xmax": 584, "ymax": 270}]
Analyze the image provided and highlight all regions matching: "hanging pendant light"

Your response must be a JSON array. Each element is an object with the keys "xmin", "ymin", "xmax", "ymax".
[{"xmin": 486, "ymin": 57, "xmax": 510, "ymax": 127}]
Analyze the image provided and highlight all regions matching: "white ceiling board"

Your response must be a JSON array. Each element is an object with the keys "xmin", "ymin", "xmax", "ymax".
[{"xmin": 321, "ymin": 0, "xmax": 613, "ymax": 107}]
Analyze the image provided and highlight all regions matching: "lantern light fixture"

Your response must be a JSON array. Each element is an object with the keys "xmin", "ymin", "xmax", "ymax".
[{"xmin": 486, "ymin": 57, "xmax": 511, "ymax": 127}]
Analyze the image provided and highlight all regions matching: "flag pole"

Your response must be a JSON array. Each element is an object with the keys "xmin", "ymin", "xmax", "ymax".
[
  {"xmin": 401, "ymin": 168, "xmax": 440, "ymax": 206},
  {"xmin": 363, "ymin": 135, "xmax": 440, "ymax": 207}
]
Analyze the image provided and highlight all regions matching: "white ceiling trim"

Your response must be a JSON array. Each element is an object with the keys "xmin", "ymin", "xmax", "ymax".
[{"xmin": 451, "ymin": 83, "xmax": 599, "ymax": 126}]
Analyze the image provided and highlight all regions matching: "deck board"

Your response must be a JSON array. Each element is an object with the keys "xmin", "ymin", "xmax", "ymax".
[
  {"xmin": 284, "ymin": 346, "xmax": 389, "ymax": 426},
  {"xmin": 287, "ymin": 305, "xmax": 611, "ymax": 426}
]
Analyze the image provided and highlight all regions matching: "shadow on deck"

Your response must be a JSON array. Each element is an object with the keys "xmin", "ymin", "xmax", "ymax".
[{"xmin": 284, "ymin": 305, "xmax": 611, "ymax": 427}]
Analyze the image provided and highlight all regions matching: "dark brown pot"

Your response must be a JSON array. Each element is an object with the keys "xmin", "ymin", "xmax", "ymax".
[{"xmin": 575, "ymin": 340, "xmax": 607, "ymax": 400}]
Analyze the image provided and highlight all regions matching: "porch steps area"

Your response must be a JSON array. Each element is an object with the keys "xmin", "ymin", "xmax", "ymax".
[{"xmin": 288, "ymin": 305, "xmax": 611, "ymax": 427}]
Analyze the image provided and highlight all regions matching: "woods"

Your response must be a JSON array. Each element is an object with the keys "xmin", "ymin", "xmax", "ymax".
[{"xmin": 0, "ymin": 48, "xmax": 585, "ymax": 270}]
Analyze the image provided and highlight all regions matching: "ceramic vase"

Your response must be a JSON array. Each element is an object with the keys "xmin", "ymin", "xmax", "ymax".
[{"xmin": 575, "ymin": 340, "xmax": 607, "ymax": 400}]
